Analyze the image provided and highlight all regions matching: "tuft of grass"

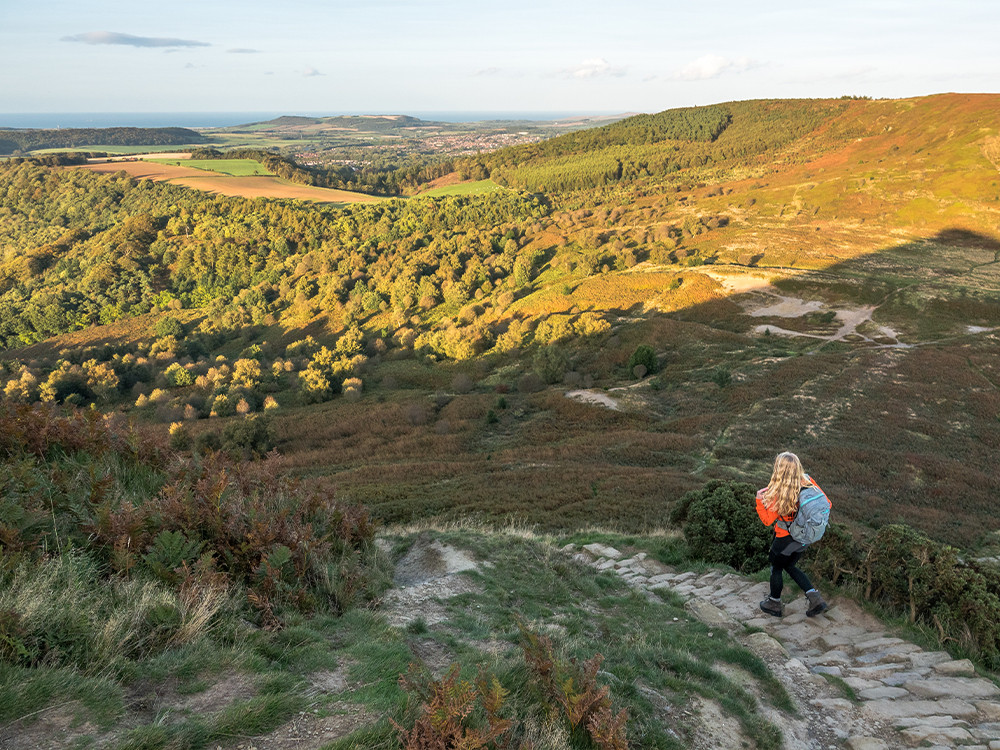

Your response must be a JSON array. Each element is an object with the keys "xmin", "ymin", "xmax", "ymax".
[{"xmin": 817, "ymin": 672, "xmax": 860, "ymax": 704}]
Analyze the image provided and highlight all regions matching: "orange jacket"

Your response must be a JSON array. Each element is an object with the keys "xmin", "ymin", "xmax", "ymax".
[{"xmin": 756, "ymin": 476, "xmax": 823, "ymax": 537}]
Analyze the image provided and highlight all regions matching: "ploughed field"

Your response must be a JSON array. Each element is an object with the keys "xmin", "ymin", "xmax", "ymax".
[{"xmin": 77, "ymin": 158, "xmax": 380, "ymax": 204}]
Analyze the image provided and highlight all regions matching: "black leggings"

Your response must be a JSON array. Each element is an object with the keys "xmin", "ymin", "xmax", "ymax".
[{"xmin": 769, "ymin": 535, "xmax": 814, "ymax": 599}]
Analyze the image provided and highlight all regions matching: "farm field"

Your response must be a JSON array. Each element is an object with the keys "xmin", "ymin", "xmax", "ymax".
[
  {"xmin": 28, "ymin": 133, "xmax": 313, "ymax": 155},
  {"xmin": 417, "ymin": 178, "xmax": 502, "ymax": 196},
  {"xmin": 169, "ymin": 174, "xmax": 381, "ymax": 203},
  {"xmin": 148, "ymin": 157, "xmax": 275, "ymax": 176},
  {"xmin": 77, "ymin": 159, "xmax": 380, "ymax": 203}
]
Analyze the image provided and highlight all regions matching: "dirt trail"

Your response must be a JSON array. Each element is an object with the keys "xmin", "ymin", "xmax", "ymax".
[{"xmin": 567, "ymin": 542, "xmax": 1000, "ymax": 750}]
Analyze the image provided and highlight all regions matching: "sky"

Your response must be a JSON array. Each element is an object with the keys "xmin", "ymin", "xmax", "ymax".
[{"xmin": 1, "ymin": 0, "xmax": 997, "ymax": 116}]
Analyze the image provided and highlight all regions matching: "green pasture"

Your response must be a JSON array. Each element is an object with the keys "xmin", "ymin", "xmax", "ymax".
[
  {"xmin": 149, "ymin": 158, "xmax": 275, "ymax": 176},
  {"xmin": 418, "ymin": 179, "xmax": 502, "ymax": 197}
]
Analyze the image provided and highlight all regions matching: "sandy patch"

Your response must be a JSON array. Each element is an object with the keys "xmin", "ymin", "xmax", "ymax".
[
  {"xmin": 968, "ymin": 325, "xmax": 996, "ymax": 334},
  {"xmin": 748, "ymin": 296, "xmax": 824, "ymax": 318},
  {"xmin": 831, "ymin": 305, "xmax": 877, "ymax": 338},
  {"xmin": 698, "ymin": 268, "xmax": 778, "ymax": 294},
  {"xmin": 381, "ymin": 537, "xmax": 484, "ymax": 628},
  {"xmin": 565, "ymin": 389, "xmax": 621, "ymax": 410}
]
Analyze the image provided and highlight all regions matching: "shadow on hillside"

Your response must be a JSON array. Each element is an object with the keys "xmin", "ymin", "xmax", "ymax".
[{"xmin": 617, "ymin": 226, "xmax": 1000, "ymax": 547}]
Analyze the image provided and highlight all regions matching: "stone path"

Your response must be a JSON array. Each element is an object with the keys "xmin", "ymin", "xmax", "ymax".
[{"xmin": 563, "ymin": 542, "xmax": 1000, "ymax": 750}]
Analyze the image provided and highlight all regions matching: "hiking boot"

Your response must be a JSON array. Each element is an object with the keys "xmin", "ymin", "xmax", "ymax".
[
  {"xmin": 805, "ymin": 590, "xmax": 828, "ymax": 617},
  {"xmin": 759, "ymin": 597, "xmax": 784, "ymax": 617}
]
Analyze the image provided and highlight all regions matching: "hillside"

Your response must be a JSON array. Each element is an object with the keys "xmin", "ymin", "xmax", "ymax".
[
  {"xmin": 1, "ymin": 93, "xmax": 1000, "ymax": 547},
  {"xmin": 0, "ymin": 127, "xmax": 207, "ymax": 155},
  {"xmin": 5, "ymin": 93, "xmax": 1000, "ymax": 749}
]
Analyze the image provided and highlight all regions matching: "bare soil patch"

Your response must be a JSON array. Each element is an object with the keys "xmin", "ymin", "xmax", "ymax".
[
  {"xmin": 221, "ymin": 704, "xmax": 375, "ymax": 750},
  {"xmin": 78, "ymin": 160, "xmax": 209, "ymax": 181},
  {"xmin": 173, "ymin": 673, "xmax": 258, "ymax": 715},
  {"xmin": 167, "ymin": 175, "xmax": 379, "ymax": 203},
  {"xmin": 565, "ymin": 389, "xmax": 621, "ymax": 410},
  {"xmin": 0, "ymin": 702, "xmax": 104, "ymax": 750},
  {"xmin": 381, "ymin": 536, "xmax": 484, "ymax": 628},
  {"xmin": 74, "ymin": 163, "xmax": 379, "ymax": 204}
]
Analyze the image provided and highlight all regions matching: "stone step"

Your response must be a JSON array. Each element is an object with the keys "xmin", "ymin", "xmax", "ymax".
[
  {"xmin": 582, "ymin": 543, "xmax": 623, "ymax": 559},
  {"xmin": 575, "ymin": 547, "xmax": 1000, "ymax": 749},
  {"xmin": 969, "ymin": 723, "xmax": 1000, "ymax": 741},
  {"xmin": 895, "ymin": 715, "xmax": 970, "ymax": 729},
  {"xmin": 903, "ymin": 677, "xmax": 1000, "ymax": 701},
  {"xmin": 908, "ymin": 651, "xmax": 952, "ymax": 669},
  {"xmin": 881, "ymin": 669, "xmax": 931, "ymax": 687},
  {"xmin": 935, "ymin": 658, "xmax": 977, "ymax": 677},
  {"xmin": 862, "ymin": 698, "xmax": 979, "ymax": 721},
  {"xmin": 899, "ymin": 723, "xmax": 976, "ymax": 746},
  {"xmin": 855, "ymin": 643, "xmax": 923, "ymax": 665},
  {"xmin": 846, "ymin": 663, "xmax": 912, "ymax": 680},
  {"xmin": 857, "ymin": 686, "xmax": 910, "ymax": 700}
]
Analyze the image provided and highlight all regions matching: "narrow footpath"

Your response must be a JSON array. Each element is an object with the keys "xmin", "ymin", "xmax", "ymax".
[{"xmin": 563, "ymin": 542, "xmax": 1000, "ymax": 750}]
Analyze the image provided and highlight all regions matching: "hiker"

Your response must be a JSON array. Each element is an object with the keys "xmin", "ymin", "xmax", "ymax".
[{"xmin": 755, "ymin": 451, "xmax": 829, "ymax": 617}]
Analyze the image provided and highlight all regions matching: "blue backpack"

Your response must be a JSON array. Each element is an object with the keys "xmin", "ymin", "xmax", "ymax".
[{"xmin": 777, "ymin": 478, "xmax": 831, "ymax": 546}]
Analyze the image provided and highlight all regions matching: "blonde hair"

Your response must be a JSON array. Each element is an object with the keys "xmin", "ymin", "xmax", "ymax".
[{"xmin": 763, "ymin": 452, "xmax": 808, "ymax": 516}]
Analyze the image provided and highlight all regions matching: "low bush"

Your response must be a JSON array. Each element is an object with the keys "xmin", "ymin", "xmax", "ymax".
[
  {"xmin": 671, "ymin": 480, "xmax": 771, "ymax": 572},
  {"xmin": 626, "ymin": 345, "xmax": 657, "ymax": 376},
  {"xmin": 810, "ymin": 522, "xmax": 1000, "ymax": 668},
  {"xmin": 221, "ymin": 413, "xmax": 274, "ymax": 458}
]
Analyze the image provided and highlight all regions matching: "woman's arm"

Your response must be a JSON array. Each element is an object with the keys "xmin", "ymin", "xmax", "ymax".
[{"xmin": 755, "ymin": 488, "xmax": 778, "ymax": 526}]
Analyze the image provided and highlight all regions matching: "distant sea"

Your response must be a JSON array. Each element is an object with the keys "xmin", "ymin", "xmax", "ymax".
[{"xmin": 0, "ymin": 111, "xmax": 616, "ymax": 130}]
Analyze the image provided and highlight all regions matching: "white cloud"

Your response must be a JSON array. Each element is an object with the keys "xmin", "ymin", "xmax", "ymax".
[
  {"xmin": 474, "ymin": 67, "xmax": 502, "ymax": 77},
  {"xmin": 566, "ymin": 58, "xmax": 626, "ymax": 79},
  {"xmin": 303, "ymin": 66, "xmax": 324, "ymax": 77},
  {"xmin": 675, "ymin": 55, "xmax": 757, "ymax": 81},
  {"xmin": 227, "ymin": 48, "xmax": 262, "ymax": 54},
  {"xmin": 62, "ymin": 31, "xmax": 209, "ymax": 48}
]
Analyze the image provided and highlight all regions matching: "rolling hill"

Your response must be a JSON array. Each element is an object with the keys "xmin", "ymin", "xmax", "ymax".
[{"xmin": 1, "ymin": 93, "xmax": 1000, "ymax": 547}]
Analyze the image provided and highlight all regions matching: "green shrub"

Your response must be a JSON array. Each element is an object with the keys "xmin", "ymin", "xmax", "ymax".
[
  {"xmin": 626, "ymin": 345, "xmax": 657, "ymax": 375},
  {"xmin": 533, "ymin": 345, "xmax": 569, "ymax": 384},
  {"xmin": 864, "ymin": 525, "xmax": 1000, "ymax": 666},
  {"xmin": 221, "ymin": 414, "xmax": 274, "ymax": 459},
  {"xmin": 154, "ymin": 317, "xmax": 185, "ymax": 338},
  {"xmin": 672, "ymin": 480, "xmax": 771, "ymax": 573},
  {"xmin": 711, "ymin": 366, "xmax": 732, "ymax": 388},
  {"xmin": 144, "ymin": 530, "xmax": 204, "ymax": 584}
]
